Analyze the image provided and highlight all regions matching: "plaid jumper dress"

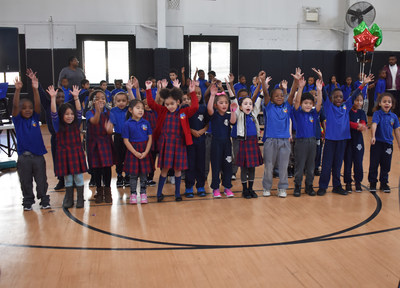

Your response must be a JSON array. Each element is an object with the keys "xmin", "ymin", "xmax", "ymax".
[
  {"xmin": 55, "ymin": 122, "xmax": 87, "ymax": 177},
  {"xmin": 86, "ymin": 109, "xmax": 114, "ymax": 168}
]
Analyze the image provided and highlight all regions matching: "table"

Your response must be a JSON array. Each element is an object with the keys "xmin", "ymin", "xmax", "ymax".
[{"xmin": 0, "ymin": 123, "xmax": 17, "ymax": 157}]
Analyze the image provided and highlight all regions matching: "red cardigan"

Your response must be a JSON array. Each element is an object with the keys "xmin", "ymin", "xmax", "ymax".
[{"xmin": 146, "ymin": 89, "xmax": 199, "ymax": 146}]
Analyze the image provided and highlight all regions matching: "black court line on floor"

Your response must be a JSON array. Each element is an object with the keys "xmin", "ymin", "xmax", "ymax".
[{"xmin": 2, "ymin": 191, "xmax": 398, "ymax": 251}]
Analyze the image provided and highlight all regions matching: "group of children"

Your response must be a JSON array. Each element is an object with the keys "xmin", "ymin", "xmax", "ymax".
[{"xmin": 11, "ymin": 65, "xmax": 400, "ymax": 210}]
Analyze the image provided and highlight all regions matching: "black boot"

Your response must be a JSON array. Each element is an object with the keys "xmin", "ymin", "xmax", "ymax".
[
  {"xmin": 63, "ymin": 186, "xmax": 74, "ymax": 208},
  {"xmin": 76, "ymin": 186, "xmax": 85, "ymax": 208},
  {"xmin": 242, "ymin": 182, "xmax": 251, "ymax": 199},
  {"xmin": 248, "ymin": 181, "xmax": 257, "ymax": 198},
  {"xmin": 54, "ymin": 178, "xmax": 65, "ymax": 190},
  {"xmin": 294, "ymin": 184, "xmax": 301, "ymax": 197},
  {"xmin": 305, "ymin": 185, "xmax": 316, "ymax": 196}
]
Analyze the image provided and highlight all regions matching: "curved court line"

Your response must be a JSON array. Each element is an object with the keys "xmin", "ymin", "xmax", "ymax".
[
  {"xmin": 61, "ymin": 191, "xmax": 383, "ymax": 248},
  {"xmin": 1, "ymin": 226, "xmax": 399, "ymax": 251}
]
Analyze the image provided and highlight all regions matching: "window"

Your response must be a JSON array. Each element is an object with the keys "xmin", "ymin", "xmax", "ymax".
[
  {"xmin": 0, "ymin": 72, "xmax": 20, "ymax": 84},
  {"xmin": 77, "ymin": 35, "xmax": 135, "ymax": 84},
  {"xmin": 185, "ymin": 36, "xmax": 238, "ymax": 80}
]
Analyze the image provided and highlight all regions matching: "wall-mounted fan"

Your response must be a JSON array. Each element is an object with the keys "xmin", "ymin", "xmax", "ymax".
[{"xmin": 345, "ymin": 1, "xmax": 376, "ymax": 28}]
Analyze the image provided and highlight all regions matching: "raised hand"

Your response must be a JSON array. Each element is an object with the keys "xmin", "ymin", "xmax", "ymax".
[
  {"xmin": 30, "ymin": 73, "xmax": 39, "ymax": 89},
  {"xmin": 281, "ymin": 80, "xmax": 288, "ymax": 90},
  {"xmin": 104, "ymin": 119, "xmax": 113, "ymax": 134},
  {"xmin": 46, "ymin": 85, "xmax": 57, "ymax": 98},
  {"xmin": 157, "ymin": 80, "xmax": 162, "ymax": 90},
  {"xmin": 132, "ymin": 77, "xmax": 139, "ymax": 89},
  {"xmin": 265, "ymin": 76, "xmax": 272, "ymax": 89},
  {"xmin": 194, "ymin": 80, "xmax": 199, "ymax": 87},
  {"xmin": 228, "ymin": 73, "xmax": 234, "ymax": 83},
  {"xmin": 126, "ymin": 78, "xmax": 133, "ymax": 90},
  {"xmin": 26, "ymin": 68, "xmax": 36, "ymax": 80},
  {"xmin": 188, "ymin": 79, "xmax": 196, "ymax": 92},
  {"xmin": 14, "ymin": 76, "xmax": 23, "ymax": 90},
  {"xmin": 181, "ymin": 67, "xmax": 185, "ymax": 74},
  {"xmin": 298, "ymin": 77, "xmax": 306, "ymax": 88},
  {"xmin": 230, "ymin": 102, "xmax": 238, "ymax": 113},
  {"xmin": 258, "ymin": 70, "xmax": 266, "ymax": 81},
  {"xmin": 363, "ymin": 74, "xmax": 374, "ymax": 84},
  {"xmin": 216, "ymin": 79, "xmax": 223, "ymax": 89},
  {"xmin": 161, "ymin": 79, "xmax": 168, "ymax": 88},
  {"xmin": 210, "ymin": 84, "xmax": 218, "ymax": 96},
  {"xmin": 172, "ymin": 79, "xmax": 181, "ymax": 88},
  {"xmin": 316, "ymin": 79, "xmax": 323, "ymax": 91},
  {"xmin": 312, "ymin": 68, "xmax": 323, "ymax": 80},
  {"xmin": 71, "ymin": 85, "xmax": 81, "ymax": 98},
  {"xmin": 145, "ymin": 80, "xmax": 152, "ymax": 90},
  {"xmin": 291, "ymin": 67, "xmax": 303, "ymax": 81}
]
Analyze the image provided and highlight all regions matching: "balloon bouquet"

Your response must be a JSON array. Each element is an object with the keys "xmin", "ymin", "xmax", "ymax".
[{"xmin": 353, "ymin": 21, "xmax": 383, "ymax": 77}]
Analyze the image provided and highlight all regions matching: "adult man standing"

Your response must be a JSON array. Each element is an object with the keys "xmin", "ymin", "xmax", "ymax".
[
  {"xmin": 383, "ymin": 55, "xmax": 400, "ymax": 116},
  {"xmin": 58, "ymin": 56, "xmax": 86, "ymax": 89}
]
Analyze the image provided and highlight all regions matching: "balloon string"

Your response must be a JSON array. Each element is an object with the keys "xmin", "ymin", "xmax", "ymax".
[{"xmin": 369, "ymin": 51, "xmax": 375, "ymax": 75}]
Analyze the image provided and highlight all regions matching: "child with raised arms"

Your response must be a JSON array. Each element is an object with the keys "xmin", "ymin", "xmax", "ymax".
[
  {"xmin": 146, "ymin": 80, "xmax": 199, "ymax": 202},
  {"xmin": 49, "ymin": 85, "xmax": 87, "ymax": 208},
  {"xmin": 293, "ymin": 75, "xmax": 323, "ymax": 196},
  {"xmin": 86, "ymin": 90, "xmax": 115, "ymax": 203},
  {"xmin": 207, "ymin": 84, "xmax": 237, "ymax": 198},
  {"xmin": 12, "ymin": 74, "xmax": 50, "ymax": 210}
]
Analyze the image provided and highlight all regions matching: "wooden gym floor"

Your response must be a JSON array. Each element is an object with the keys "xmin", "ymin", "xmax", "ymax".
[{"xmin": 0, "ymin": 124, "xmax": 399, "ymax": 287}]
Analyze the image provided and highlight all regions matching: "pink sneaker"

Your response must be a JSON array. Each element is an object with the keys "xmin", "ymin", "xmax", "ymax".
[
  {"xmin": 213, "ymin": 189, "xmax": 221, "ymax": 198},
  {"xmin": 224, "ymin": 188, "xmax": 234, "ymax": 198},
  {"xmin": 140, "ymin": 194, "xmax": 148, "ymax": 204},
  {"xmin": 129, "ymin": 194, "xmax": 137, "ymax": 204}
]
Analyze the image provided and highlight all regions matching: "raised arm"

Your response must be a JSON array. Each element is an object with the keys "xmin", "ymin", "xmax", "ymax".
[
  {"xmin": 315, "ymin": 79, "xmax": 323, "ymax": 112},
  {"xmin": 350, "ymin": 74, "xmax": 374, "ymax": 103},
  {"xmin": 31, "ymin": 73, "xmax": 41, "ymax": 114},
  {"xmin": 294, "ymin": 77, "xmax": 306, "ymax": 110},
  {"xmin": 71, "ymin": 85, "xmax": 82, "ymax": 112},
  {"xmin": 228, "ymin": 73, "xmax": 235, "ymax": 98},
  {"xmin": 184, "ymin": 79, "xmax": 199, "ymax": 118},
  {"xmin": 181, "ymin": 67, "xmax": 186, "ymax": 87},
  {"xmin": 251, "ymin": 78, "xmax": 261, "ymax": 103},
  {"xmin": 89, "ymin": 101, "xmax": 101, "ymax": 125},
  {"xmin": 207, "ymin": 84, "xmax": 218, "ymax": 116},
  {"xmin": 288, "ymin": 67, "xmax": 303, "ymax": 105},
  {"xmin": 47, "ymin": 85, "xmax": 58, "ymax": 114},
  {"xmin": 12, "ymin": 77, "xmax": 23, "ymax": 117},
  {"xmin": 230, "ymin": 102, "xmax": 237, "ymax": 124},
  {"xmin": 193, "ymin": 67, "xmax": 198, "ymax": 81},
  {"xmin": 126, "ymin": 77, "xmax": 135, "ymax": 100}
]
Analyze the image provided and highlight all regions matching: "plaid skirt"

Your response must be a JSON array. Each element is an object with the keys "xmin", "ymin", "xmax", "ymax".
[
  {"xmin": 123, "ymin": 141, "xmax": 152, "ymax": 175},
  {"xmin": 236, "ymin": 135, "xmax": 263, "ymax": 168},
  {"xmin": 55, "ymin": 145, "xmax": 87, "ymax": 177},
  {"xmin": 158, "ymin": 136, "xmax": 188, "ymax": 170},
  {"xmin": 87, "ymin": 135, "xmax": 114, "ymax": 168}
]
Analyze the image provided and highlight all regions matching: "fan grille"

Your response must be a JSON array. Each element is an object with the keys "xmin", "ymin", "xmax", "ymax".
[{"xmin": 346, "ymin": 1, "xmax": 376, "ymax": 28}]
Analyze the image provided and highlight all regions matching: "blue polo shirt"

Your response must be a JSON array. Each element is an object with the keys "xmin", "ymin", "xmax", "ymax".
[
  {"xmin": 355, "ymin": 81, "xmax": 368, "ymax": 99},
  {"xmin": 62, "ymin": 87, "xmax": 72, "ymax": 103},
  {"xmin": 110, "ymin": 106, "xmax": 128, "ymax": 134},
  {"xmin": 246, "ymin": 114, "xmax": 257, "ymax": 137},
  {"xmin": 374, "ymin": 79, "xmax": 386, "ymax": 102},
  {"xmin": 373, "ymin": 110, "xmax": 400, "ymax": 144},
  {"xmin": 341, "ymin": 84, "xmax": 354, "ymax": 101},
  {"xmin": 263, "ymin": 101, "xmax": 291, "ymax": 140},
  {"xmin": 250, "ymin": 85, "xmax": 260, "ymax": 99},
  {"xmin": 210, "ymin": 110, "xmax": 231, "ymax": 140},
  {"xmin": 189, "ymin": 104, "xmax": 208, "ymax": 144},
  {"xmin": 234, "ymin": 82, "xmax": 247, "ymax": 95},
  {"xmin": 12, "ymin": 112, "xmax": 47, "ymax": 156},
  {"xmin": 293, "ymin": 107, "xmax": 319, "ymax": 139},
  {"xmin": 122, "ymin": 118, "xmax": 152, "ymax": 142},
  {"xmin": 324, "ymin": 88, "xmax": 360, "ymax": 140},
  {"xmin": 324, "ymin": 83, "xmax": 341, "ymax": 97},
  {"xmin": 303, "ymin": 84, "xmax": 316, "ymax": 92},
  {"xmin": 104, "ymin": 89, "xmax": 112, "ymax": 103},
  {"xmin": 349, "ymin": 108, "xmax": 367, "ymax": 142},
  {"xmin": 198, "ymin": 79, "xmax": 208, "ymax": 97}
]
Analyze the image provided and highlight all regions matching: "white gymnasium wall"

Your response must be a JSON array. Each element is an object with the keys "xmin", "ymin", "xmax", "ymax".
[{"xmin": 0, "ymin": 0, "xmax": 399, "ymax": 51}]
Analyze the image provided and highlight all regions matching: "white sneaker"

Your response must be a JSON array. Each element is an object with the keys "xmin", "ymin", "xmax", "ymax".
[
  {"xmin": 170, "ymin": 176, "xmax": 175, "ymax": 185},
  {"xmin": 278, "ymin": 189, "xmax": 287, "ymax": 198},
  {"xmin": 263, "ymin": 189, "xmax": 271, "ymax": 197}
]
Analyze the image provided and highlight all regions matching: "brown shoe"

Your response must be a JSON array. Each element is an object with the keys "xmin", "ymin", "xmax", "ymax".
[
  {"xmin": 104, "ymin": 187, "xmax": 113, "ymax": 203},
  {"xmin": 95, "ymin": 186, "xmax": 104, "ymax": 204}
]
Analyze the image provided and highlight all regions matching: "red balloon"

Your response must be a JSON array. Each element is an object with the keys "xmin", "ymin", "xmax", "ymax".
[{"xmin": 354, "ymin": 29, "xmax": 379, "ymax": 52}]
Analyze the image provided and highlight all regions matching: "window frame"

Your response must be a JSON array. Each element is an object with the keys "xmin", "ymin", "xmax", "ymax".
[
  {"xmin": 184, "ymin": 35, "xmax": 238, "ymax": 81},
  {"xmin": 76, "ymin": 34, "xmax": 136, "ymax": 85}
]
